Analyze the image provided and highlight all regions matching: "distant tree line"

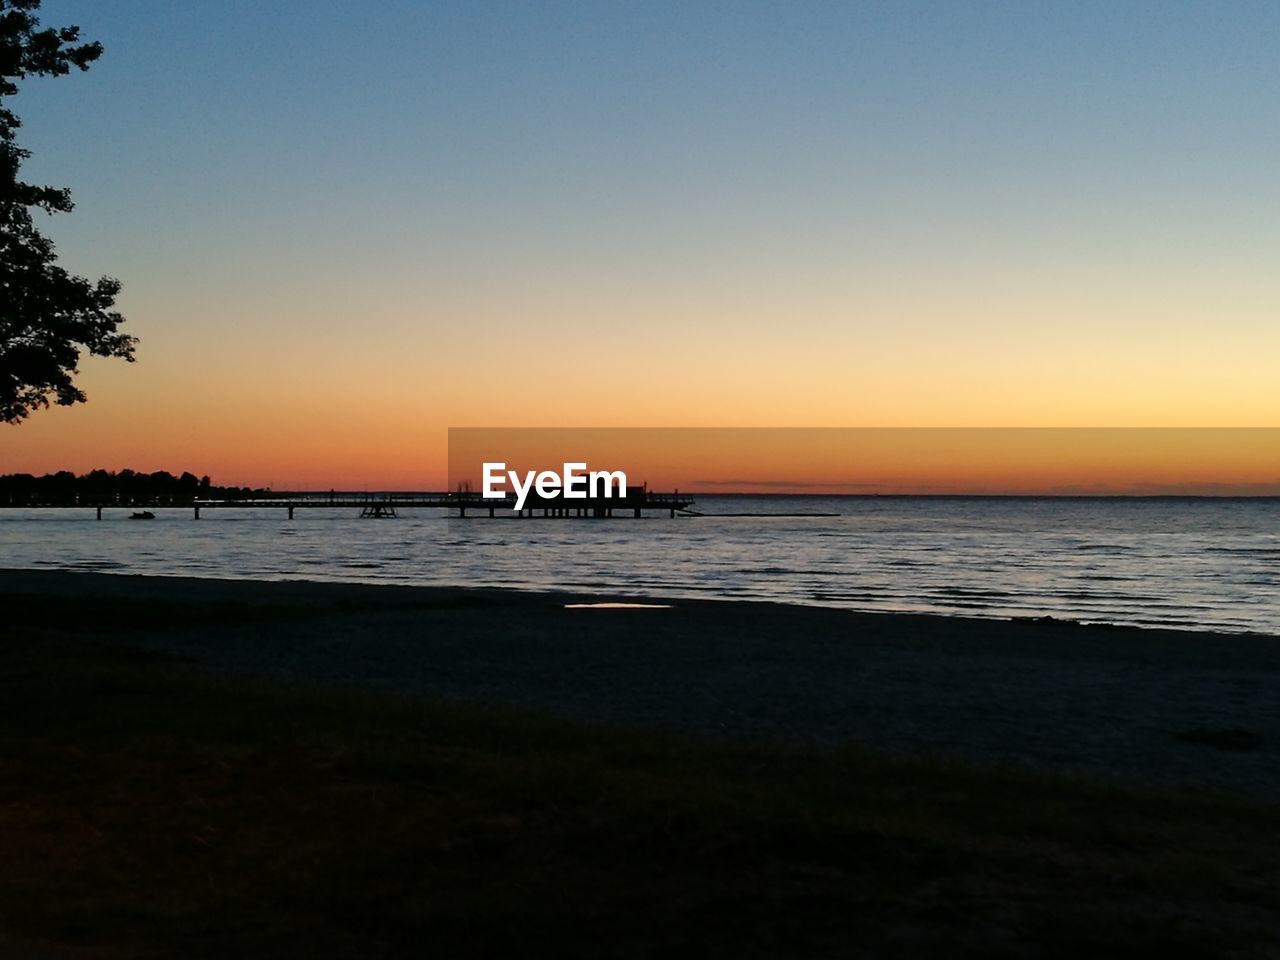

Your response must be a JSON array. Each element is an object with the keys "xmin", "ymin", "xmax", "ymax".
[{"xmin": 0, "ymin": 470, "xmax": 271, "ymax": 506}]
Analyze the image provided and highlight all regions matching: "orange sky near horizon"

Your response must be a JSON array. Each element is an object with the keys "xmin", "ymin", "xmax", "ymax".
[
  {"xmin": 4, "ymin": 340, "xmax": 1280, "ymax": 493},
  {"xmin": 3, "ymin": 282, "xmax": 1278, "ymax": 493}
]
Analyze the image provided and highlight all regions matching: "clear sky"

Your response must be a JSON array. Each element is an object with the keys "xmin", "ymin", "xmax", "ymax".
[{"xmin": 5, "ymin": 1, "xmax": 1279, "ymax": 487}]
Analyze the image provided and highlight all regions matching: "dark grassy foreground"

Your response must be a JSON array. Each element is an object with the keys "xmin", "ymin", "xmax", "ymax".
[{"xmin": 2, "ymin": 612, "xmax": 1279, "ymax": 958}]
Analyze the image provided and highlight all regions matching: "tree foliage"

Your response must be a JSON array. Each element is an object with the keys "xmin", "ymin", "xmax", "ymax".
[{"xmin": 1, "ymin": 0, "xmax": 134, "ymax": 424}]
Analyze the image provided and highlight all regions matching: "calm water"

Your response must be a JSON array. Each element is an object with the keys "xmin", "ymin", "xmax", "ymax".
[{"xmin": 2, "ymin": 496, "xmax": 1278, "ymax": 635}]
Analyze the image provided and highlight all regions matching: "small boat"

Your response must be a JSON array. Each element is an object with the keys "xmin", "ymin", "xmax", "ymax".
[{"xmin": 129, "ymin": 511, "xmax": 156, "ymax": 520}]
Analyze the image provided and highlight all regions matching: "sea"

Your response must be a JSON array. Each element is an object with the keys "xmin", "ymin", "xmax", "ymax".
[{"xmin": 2, "ymin": 496, "xmax": 1278, "ymax": 635}]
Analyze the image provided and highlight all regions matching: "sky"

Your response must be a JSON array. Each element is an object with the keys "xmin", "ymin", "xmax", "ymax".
[{"xmin": 4, "ymin": 1, "xmax": 1279, "ymax": 488}]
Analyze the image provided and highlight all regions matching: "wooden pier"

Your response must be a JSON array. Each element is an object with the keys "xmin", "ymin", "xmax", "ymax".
[{"xmin": 25, "ymin": 489, "xmax": 695, "ymax": 520}]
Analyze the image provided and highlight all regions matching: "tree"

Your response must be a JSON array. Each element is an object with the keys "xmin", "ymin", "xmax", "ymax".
[{"xmin": 1, "ymin": 0, "xmax": 134, "ymax": 423}]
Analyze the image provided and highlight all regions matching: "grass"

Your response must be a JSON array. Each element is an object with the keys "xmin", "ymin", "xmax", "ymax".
[{"xmin": 1, "ymin": 616, "xmax": 1278, "ymax": 958}]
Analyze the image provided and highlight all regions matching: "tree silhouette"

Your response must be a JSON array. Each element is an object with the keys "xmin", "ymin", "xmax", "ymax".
[{"xmin": 1, "ymin": 0, "xmax": 134, "ymax": 423}]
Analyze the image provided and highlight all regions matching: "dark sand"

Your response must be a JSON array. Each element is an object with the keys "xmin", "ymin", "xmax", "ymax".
[{"xmin": 5, "ymin": 569, "xmax": 1278, "ymax": 797}]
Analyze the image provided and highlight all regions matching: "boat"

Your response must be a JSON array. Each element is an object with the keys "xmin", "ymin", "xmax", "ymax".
[{"xmin": 129, "ymin": 511, "xmax": 156, "ymax": 520}]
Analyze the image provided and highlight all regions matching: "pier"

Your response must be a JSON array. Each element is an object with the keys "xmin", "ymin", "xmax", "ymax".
[{"xmin": 20, "ymin": 489, "xmax": 695, "ymax": 520}]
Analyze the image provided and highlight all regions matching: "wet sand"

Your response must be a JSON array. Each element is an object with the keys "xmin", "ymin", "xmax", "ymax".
[{"xmin": 5, "ymin": 568, "xmax": 1278, "ymax": 797}]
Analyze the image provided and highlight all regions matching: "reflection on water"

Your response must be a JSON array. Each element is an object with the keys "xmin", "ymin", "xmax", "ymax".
[{"xmin": 3, "ymin": 496, "xmax": 1278, "ymax": 635}]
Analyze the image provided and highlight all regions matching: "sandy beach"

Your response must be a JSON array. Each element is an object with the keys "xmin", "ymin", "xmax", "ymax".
[
  {"xmin": 6, "ymin": 567, "xmax": 1280, "ymax": 956},
  {"xmin": 6, "ymin": 568, "xmax": 1276, "ymax": 798}
]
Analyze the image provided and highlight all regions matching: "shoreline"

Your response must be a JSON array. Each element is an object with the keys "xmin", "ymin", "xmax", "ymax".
[
  {"xmin": 5, "ymin": 568, "xmax": 1278, "ymax": 798},
  {"xmin": 9, "ymin": 564, "xmax": 1277, "ymax": 639}
]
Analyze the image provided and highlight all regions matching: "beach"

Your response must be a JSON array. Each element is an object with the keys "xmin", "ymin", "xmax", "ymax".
[
  {"xmin": 6, "ymin": 569, "xmax": 1277, "ymax": 798},
  {"xmin": 5, "ymin": 568, "xmax": 1280, "ymax": 957}
]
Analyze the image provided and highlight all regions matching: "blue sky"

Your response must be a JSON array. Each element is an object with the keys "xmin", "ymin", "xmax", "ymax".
[{"xmin": 23, "ymin": 1, "xmax": 1279, "ymax": 291}]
